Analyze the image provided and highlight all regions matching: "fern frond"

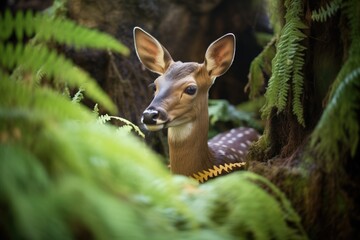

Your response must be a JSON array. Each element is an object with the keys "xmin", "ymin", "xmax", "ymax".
[
  {"xmin": 0, "ymin": 77, "xmax": 93, "ymax": 122},
  {"xmin": 98, "ymin": 114, "xmax": 145, "ymax": 138},
  {"xmin": 0, "ymin": 42, "xmax": 116, "ymax": 113},
  {"xmin": 309, "ymin": 0, "xmax": 360, "ymax": 171},
  {"xmin": 292, "ymin": 50, "xmax": 306, "ymax": 126},
  {"xmin": 247, "ymin": 37, "xmax": 276, "ymax": 99},
  {"xmin": 311, "ymin": 0, "xmax": 343, "ymax": 22},
  {"xmin": 262, "ymin": 0, "xmax": 307, "ymax": 126},
  {"xmin": 343, "ymin": 0, "xmax": 360, "ymax": 53},
  {"xmin": 310, "ymin": 67, "xmax": 360, "ymax": 169},
  {"xmin": 0, "ymin": 9, "xmax": 129, "ymax": 55},
  {"xmin": 71, "ymin": 88, "xmax": 84, "ymax": 103},
  {"xmin": 187, "ymin": 172, "xmax": 308, "ymax": 240}
]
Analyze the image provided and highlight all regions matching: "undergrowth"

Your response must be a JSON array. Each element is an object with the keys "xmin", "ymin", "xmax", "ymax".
[{"xmin": 0, "ymin": 7, "xmax": 307, "ymax": 240}]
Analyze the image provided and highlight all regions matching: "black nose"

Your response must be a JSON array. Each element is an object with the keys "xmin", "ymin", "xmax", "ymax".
[{"xmin": 142, "ymin": 108, "xmax": 160, "ymax": 125}]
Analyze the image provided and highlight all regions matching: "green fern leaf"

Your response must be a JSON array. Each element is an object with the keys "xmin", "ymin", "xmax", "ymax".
[
  {"xmin": 247, "ymin": 37, "xmax": 276, "ymax": 99},
  {"xmin": 0, "ymin": 42, "xmax": 116, "ymax": 113},
  {"xmin": 0, "ymin": 77, "xmax": 93, "ymax": 122},
  {"xmin": 262, "ymin": 0, "xmax": 307, "ymax": 126},
  {"xmin": 310, "ymin": 67, "xmax": 360, "ymax": 169},
  {"xmin": 312, "ymin": 0, "xmax": 343, "ymax": 22},
  {"xmin": 0, "ymin": 9, "xmax": 129, "ymax": 56},
  {"xmin": 98, "ymin": 114, "xmax": 145, "ymax": 138}
]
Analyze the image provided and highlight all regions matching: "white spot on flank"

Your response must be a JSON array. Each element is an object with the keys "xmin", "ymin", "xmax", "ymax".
[
  {"xmin": 237, "ymin": 133, "xmax": 244, "ymax": 138},
  {"xmin": 244, "ymin": 130, "xmax": 252, "ymax": 135},
  {"xmin": 238, "ymin": 150, "xmax": 244, "ymax": 154},
  {"xmin": 246, "ymin": 140, "xmax": 252, "ymax": 145},
  {"xmin": 241, "ymin": 143, "xmax": 247, "ymax": 148},
  {"xmin": 219, "ymin": 150, "xmax": 225, "ymax": 155}
]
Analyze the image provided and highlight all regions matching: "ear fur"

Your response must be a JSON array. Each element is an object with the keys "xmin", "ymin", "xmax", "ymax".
[
  {"xmin": 133, "ymin": 27, "xmax": 173, "ymax": 75},
  {"xmin": 204, "ymin": 33, "xmax": 236, "ymax": 78}
]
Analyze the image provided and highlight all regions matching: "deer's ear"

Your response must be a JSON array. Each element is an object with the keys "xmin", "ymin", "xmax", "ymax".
[
  {"xmin": 204, "ymin": 33, "xmax": 235, "ymax": 78},
  {"xmin": 133, "ymin": 27, "xmax": 173, "ymax": 75}
]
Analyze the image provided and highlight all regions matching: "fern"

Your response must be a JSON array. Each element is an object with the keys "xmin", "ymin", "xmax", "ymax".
[
  {"xmin": 261, "ymin": 0, "xmax": 307, "ymax": 126},
  {"xmin": 0, "ymin": 9, "xmax": 129, "ymax": 113},
  {"xmin": 0, "ymin": 77, "xmax": 93, "ymax": 122},
  {"xmin": 311, "ymin": 0, "xmax": 343, "ymax": 22},
  {"xmin": 0, "ymin": 6, "xmax": 307, "ymax": 240},
  {"xmin": 98, "ymin": 114, "xmax": 145, "ymax": 138},
  {"xmin": 1, "ymin": 42, "xmax": 117, "ymax": 112},
  {"xmin": 0, "ymin": 9, "xmax": 129, "ymax": 54},
  {"xmin": 291, "ymin": 48, "xmax": 306, "ymax": 126},
  {"xmin": 71, "ymin": 87, "xmax": 84, "ymax": 103},
  {"xmin": 247, "ymin": 37, "xmax": 276, "ymax": 99},
  {"xmin": 0, "ymin": 76, "xmax": 308, "ymax": 239},
  {"xmin": 310, "ymin": 0, "xmax": 360, "ymax": 170},
  {"xmin": 186, "ymin": 172, "xmax": 307, "ymax": 239}
]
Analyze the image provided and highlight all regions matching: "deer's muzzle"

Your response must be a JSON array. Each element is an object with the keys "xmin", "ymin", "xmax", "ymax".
[{"xmin": 141, "ymin": 107, "xmax": 168, "ymax": 131}]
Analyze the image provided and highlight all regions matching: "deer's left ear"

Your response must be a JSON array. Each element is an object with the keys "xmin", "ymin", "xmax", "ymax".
[{"xmin": 204, "ymin": 33, "xmax": 235, "ymax": 79}]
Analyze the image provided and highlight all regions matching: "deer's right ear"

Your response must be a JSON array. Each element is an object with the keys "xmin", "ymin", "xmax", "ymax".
[{"xmin": 133, "ymin": 27, "xmax": 173, "ymax": 75}]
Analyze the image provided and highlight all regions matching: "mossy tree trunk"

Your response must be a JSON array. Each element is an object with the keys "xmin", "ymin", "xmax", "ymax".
[{"xmin": 248, "ymin": 0, "xmax": 360, "ymax": 239}]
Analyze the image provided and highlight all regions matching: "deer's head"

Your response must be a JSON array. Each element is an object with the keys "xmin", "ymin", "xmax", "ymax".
[{"xmin": 133, "ymin": 27, "xmax": 235, "ymax": 132}]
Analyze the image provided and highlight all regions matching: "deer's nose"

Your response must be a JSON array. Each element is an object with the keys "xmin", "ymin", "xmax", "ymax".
[
  {"xmin": 142, "ymin": 108, "xmax": 159, "ymax": 125},
  {"xmin": 142, "ymin": 107, "xmax": 168, "ymax": 125}
]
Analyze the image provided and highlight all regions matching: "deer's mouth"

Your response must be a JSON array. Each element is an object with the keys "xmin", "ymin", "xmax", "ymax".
[
  {"xmin": 143, "ymin": 118, "xmax": 187, "ymax": 131},
  {"xmin": 141, "ymin": 111, "xmax": 191, "ymax": 131},
  {"xmin": 143, "ymin": 123, "xmax": 165, "ymax": 131}
]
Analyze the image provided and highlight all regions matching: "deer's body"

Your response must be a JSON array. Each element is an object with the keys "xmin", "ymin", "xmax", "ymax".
[{"xmin": 134, "ymin": 27, "xmax": 259, "ymax": 182}]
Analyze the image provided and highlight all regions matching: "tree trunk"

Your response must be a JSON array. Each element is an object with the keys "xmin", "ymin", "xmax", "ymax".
[{"xmin": 247, "ymin": 0, "xmax": 360, "ymax": 239}]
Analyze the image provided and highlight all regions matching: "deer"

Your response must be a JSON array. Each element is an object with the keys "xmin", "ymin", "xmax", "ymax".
[{"xmin": 133, "ymin": 27, "xmax": 260, "ymax": 183}]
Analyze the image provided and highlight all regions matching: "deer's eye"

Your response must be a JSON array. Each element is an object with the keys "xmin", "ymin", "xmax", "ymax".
[
  {"xmin": 184, "ymin": 85, "xmax": 197, "ymax": 95},
  {"xmin": 148, "ymin": 83, "xmax": 156, "ymax": 92}
]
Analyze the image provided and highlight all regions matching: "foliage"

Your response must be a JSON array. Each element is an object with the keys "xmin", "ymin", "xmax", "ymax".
[
  {"xmin": 309, "ymin": 0, "xmax": 360, "ymax": 170},
  {"xmin": 311, "ymin": 0, "xmax": 343, "ymax": 22},
  {"xmin": 0, "ymin": 8, "xmax": 307, "ymax": 239},
  {"xmin": 208, "ymin": 99, "xmax": 263, "ymax": 137},
  {"xmin": 0, "ymin": 80, "xmax": 307, "ymax": 239},
  {"xmin": 0, "ymin": 69, "xmax": 308, "ymax": 239},
  {"xmin": 0, "ymin": 9, "xmax": 129, "ymax": 113},
  {"xmin": 98, "ymin": 114, "xmax": 145, "ymax": 138},
  {"xmin": 257, "ymin": 0, "xmax": 307, "ymax": 127},
  {"xmin": 246, "ymin": 37, "xmax": 276, "ymax": 99}
]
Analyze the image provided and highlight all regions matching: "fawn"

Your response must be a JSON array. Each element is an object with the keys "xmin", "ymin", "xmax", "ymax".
[{"xmin": 133, "ymin": 27, "xmax": 259, "ymax": 183}]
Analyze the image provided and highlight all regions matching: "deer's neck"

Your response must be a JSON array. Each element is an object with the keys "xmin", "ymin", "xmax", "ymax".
[{"xmin": 167, "ymin": 101, "xmax": 215, "ymax": 176}]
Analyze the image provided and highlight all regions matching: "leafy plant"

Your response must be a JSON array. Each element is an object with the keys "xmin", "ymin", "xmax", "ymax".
[
  {"xmin": 251, "ymin": 0, "xmax": 307, "ymax": 127},
  {"xmin": 311, "ymin": 0, "xmax": 343, "ymax": 22},
  {"xmin": 309, "ymin": 0, "xmax": 360, "ymax": 170},
  {"xmin": 208, "ymin": 99, "xmax": 263, "ymax": 138},
  {"xmin": 0, "ymin": 9, "xmax": 129, "ymax": 113},
  {"xmin": 0, "ymin": 7, "xmax": 307, "ymax": 240},
  {"xmin": 98, "ymin": 114, "xmax": 145, "ymax": 138}
]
